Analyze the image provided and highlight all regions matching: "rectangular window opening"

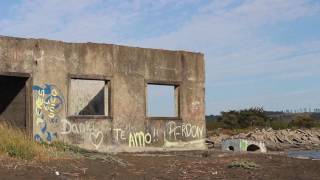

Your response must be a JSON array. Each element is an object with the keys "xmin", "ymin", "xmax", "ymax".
[
  {"xmin": 69, "ymin": 78, "xmax": 109, "ymax": 116},
  {"xmin": 146, "ymin": 83, "xmax": 179, "ymax": 118}
]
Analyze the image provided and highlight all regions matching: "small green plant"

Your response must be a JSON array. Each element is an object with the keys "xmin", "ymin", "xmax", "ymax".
[
  {"xmin": 47, "ymin": 141, "xmax": 90, "ymax": 154},
  {"xmin": 228, "ymin": 160, "xmax": 259, "ymax": 169}
]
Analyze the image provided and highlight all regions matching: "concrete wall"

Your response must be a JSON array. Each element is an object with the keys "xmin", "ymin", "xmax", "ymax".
[{"xmin": 0, "ymin": 35, "xmax": 206, "ymax": 152}]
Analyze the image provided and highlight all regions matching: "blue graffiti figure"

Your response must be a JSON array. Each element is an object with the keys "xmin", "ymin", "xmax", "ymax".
[
  {"xmin": 33, "ymin": 84, "xmax": 64, "ymax": 112},
  {"xmin": 36, "ymin": 122, "xmax": 57, "ymax": 142},
  {"xmin": 46, "ymin": 132, "xmax": 52, "ymax": 142},
  {"xmin": 33, "ymin": 84, "xmax": 63, "ymax": 143},
  {"xmin": 32, "ymin": 84, "xmax": 52, "ymax": 94},
  {"xmin": 40, "ymin": 122, "xmax": 47, "ymax": 133},
  {"xmin": 34, "ymin": 134, "xmax": 42, "ymax": 142},
  {"xmin": 46, "ymin": 132, "xmax": 58, "ymax": 142}
]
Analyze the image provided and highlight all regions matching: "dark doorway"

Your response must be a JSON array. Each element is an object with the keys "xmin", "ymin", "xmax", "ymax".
[
  {"xmin": 0, "ymin": 75, "xmax": 29, "ymax": 129},
  {"xmin": 247, "ymin": 144, "xmax": 260, "ymax": 151}
]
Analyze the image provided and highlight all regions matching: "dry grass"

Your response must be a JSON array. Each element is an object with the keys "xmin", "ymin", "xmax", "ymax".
[
  {"xmin": 0, "ymin": 122, "xmax": 43, "ymax": 160},
  {"xmin": 0, "ymin": 122, "xmax": 70, "ymax": 161},
  {"xmin": 0, "ymin": 122, "xmax": 127, "ymax": 168}
]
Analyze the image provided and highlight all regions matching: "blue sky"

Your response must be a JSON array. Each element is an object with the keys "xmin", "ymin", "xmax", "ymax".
[
  {"xmin": 147, "ymin": 85, "xmax": 175, "ymax": 117},
  {"xmin": 0, "ymin": 0, "xmax": 320, "ymax": 115}
]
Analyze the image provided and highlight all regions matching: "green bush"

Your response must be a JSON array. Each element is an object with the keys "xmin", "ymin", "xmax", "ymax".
[
  {"xmin": 270, "ymin": 120, "xmax": 289, "ymax": 130},
  {"xmin": 206, "ymin": 108, "xmax": 319, "ymax": 131},
  {"xmin": 206, "ymin": 120, "xmax": 223, "ymax": 130},
  {"xmin": 289, "ymin": 115, "xmax": 316, "ymax": 129},
  {"xmin": 217, "ymin": 107, "xmax": 269, "ymax": 130}
]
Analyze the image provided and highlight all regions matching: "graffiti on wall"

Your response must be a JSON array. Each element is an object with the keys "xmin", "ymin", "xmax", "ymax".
[
  {"xmin": 30, "ymin": 84, "xmax": 204, "ymax": 150},
  {"xmin": 113, "ymin": 128, "xmax": 153, "ymax": 148},
  {"xmin": 33, "ymin": 84, "xmax": 64, "ymax": 142},
  {"xmin": 114, "ymin": 121, "xmax": 203, "ymax": 148},
  {"xmin": 128, "ymin": 131, "xmax": 152, "ymax": 147},
  {"xmin": 166, "ymin": 121, "xmax": 204, "ymax": 140},
  {"xmin": 240, "ymin": 140, "xmax": 248, "ymax": 151},
  {"xmin": 61, "ymin": 119, "xmax": 104, "ymax": 150},
  {"xmin": 61, "ymin": 120, "xmax": 204, "ymax": 149}
]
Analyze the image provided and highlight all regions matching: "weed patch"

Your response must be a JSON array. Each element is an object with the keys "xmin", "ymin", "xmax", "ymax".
[
  {"xmin": 0, "ymin": 122, "xmax": 68, "ymax": 160},
  {"xmin": 228, "ymin": 160, "xmax": 259, "ymax": 169},
  {"xmin": 0, "ymin": 122, "xmax": 44, "ymax": 160}
]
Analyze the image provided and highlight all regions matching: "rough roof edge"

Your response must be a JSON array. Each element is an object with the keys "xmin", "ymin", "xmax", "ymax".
[{"xmin": 0, "ymin": 35, "xmax": 204, "ymax": 56}]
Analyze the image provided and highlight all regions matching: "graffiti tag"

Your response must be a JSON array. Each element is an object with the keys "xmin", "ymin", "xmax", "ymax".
[{"xmin": 33, "ymin": 84, "xmax": 64, "ymax": 142}]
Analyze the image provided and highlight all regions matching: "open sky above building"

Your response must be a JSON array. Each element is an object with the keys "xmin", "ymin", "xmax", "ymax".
[{"xmin": 0, "ymin": 0, "xmax": 319, "ymax": 115}]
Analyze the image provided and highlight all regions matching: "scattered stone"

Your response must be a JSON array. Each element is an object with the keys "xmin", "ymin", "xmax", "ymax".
[{"xmin": 209, "ymin": 129, "xmax": 320, "ymax": 150}]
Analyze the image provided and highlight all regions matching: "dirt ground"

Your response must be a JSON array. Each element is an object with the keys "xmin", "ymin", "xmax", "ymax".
[{"xmin": 0, "ymin": 150, "xmax": 319, "ymax": 180}]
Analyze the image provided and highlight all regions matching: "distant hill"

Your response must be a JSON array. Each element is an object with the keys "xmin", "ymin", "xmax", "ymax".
[
  {"xmin": 205, "ymin": 115, "xmax": 220, "ymax": 121},
  {"xmin": 206, "ymin": 111, "xmax": 320, "ymax": 121},
  {"xmin": 264, "ymin": 111, "xmax": 320, "ymax": 121},
  {"xmin": 206, "ymin": 110, "xmax": 320, "ymax": 130}
]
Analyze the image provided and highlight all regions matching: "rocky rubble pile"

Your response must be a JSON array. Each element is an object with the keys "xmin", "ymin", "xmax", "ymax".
[{"xmin": 209, "ymin": 129, "xmax": 320, "ymax": 150}]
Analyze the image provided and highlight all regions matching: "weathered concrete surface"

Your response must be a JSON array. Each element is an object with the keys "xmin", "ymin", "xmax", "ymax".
[
  {"xmin": 0, "ymin": 35, "xmax": 205, "ymax": 152},
  {"xmin": 222, "ymin": 139, "xmax": 267, "ymax": 153}
]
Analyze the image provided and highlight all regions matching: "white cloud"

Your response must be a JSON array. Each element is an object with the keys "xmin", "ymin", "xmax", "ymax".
[
  {"xmin": 0, "ymin": 0, "xmax": 200, "ymax": 43},
  {"xmin": 130, "ymin": 0, "xmax": 320, "ymax": 87},
  {"xmin": 0, "ymin": 0, "xmax": 319, "ymax": 114}
]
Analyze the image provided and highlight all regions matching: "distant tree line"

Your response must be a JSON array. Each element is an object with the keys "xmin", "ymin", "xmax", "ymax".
[
  {"xmin": 283, "ymin": 108, "xmax": 320, "ymax": 113},
  {"xmin": 206, "ymin": 107, "xmax": 320, "ymax": 131}
]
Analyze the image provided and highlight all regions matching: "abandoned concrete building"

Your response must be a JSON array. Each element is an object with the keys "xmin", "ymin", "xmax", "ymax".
[{"xmin": 0, "ymin": 35, "xmax": 205, "ymax": 152}]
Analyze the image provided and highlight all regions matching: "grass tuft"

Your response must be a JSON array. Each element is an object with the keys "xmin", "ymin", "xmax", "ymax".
[
  {"xmin": 0, "ymin": 122, "xmax": 46, "ymax": 160},
  {"xmin": 0, "ymin": 122, "xmax": 70, "ymax": 160},
  {"xmin": 228, "ymin": 160, "xmax": 259, "ymax": 169}
]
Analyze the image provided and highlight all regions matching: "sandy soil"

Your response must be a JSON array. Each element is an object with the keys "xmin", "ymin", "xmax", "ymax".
[{"xmin": 0, "ymin": 150, "xmax": 319, "ymax": 180}]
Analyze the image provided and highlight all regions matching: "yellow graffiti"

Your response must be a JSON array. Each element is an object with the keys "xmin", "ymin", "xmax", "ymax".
[
  {"xmin": 33, "ymin": 84, "xmax": 64, "ymax": 142},
  {"xmin": 36, "ymin": 117, "xmax": 44, "ymax": 124},
  {"xmin": 36, "ymin": 97, "xmax": 44, "ymax": 109},
  {"xmin": 128, "ymin": 131, "xmax": 152, "ymax": 147},
  {"xmin": 51, "ymin": 88, "xmax": 58, "ymax": 96}
]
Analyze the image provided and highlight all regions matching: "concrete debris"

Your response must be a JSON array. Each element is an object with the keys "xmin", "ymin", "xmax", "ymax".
[
  {"xmin": 209, "ymin": 129, "xmax": 320, "ymax": 150},
  {"xmin": 222, "ymin": 139, "xmax": 267, "ymax": 153}
]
